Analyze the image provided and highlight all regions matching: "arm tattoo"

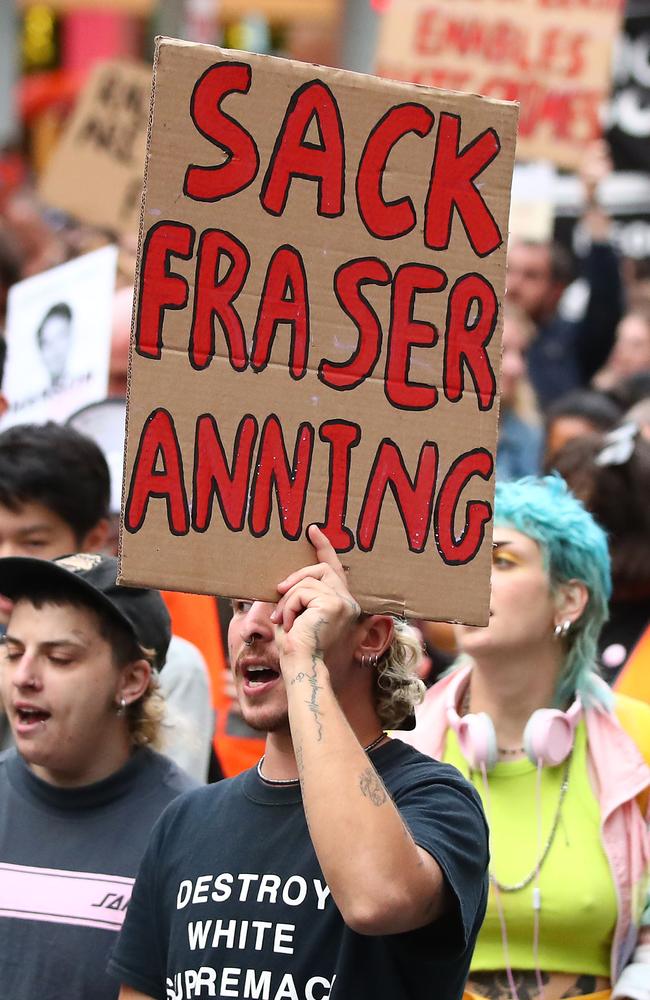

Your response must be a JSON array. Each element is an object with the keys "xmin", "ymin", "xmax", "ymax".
[
  {"xmin": 290, "ymin": 617, "xmax": 327, "ymax": 741},
  {"xmin": 359, "ymin": 766, "xmax": 387, "ymax": 806},
  {"xmin": 344, "ymin": 595, "xmax": 361, "ymax": 618}
]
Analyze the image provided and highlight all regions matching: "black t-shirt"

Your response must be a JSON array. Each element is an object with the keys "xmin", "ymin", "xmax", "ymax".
[
  {"xmin": 109, "ymin": 739, "xmax": 488, "ymax": 1000},
  {"xmin": 0, "ymin": 746, "xmax": 195, "ymax": 1000}
]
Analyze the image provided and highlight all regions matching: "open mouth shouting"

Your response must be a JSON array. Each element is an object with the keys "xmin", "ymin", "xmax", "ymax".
[
  {"xmin": 13, "ymin": 702, "xmax": 51, "ymax": 734},
  {"xmin": 239, "ymin": 659, "xmax": 282, "ymax": 697}
]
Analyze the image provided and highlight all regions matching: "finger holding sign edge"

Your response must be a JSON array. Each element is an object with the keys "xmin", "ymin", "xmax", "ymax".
[
  {"xmin": 273, "ymin": 577, "xmax": 323, "ymax": 627},
  {"xmin": 274, "ymin": 581, "xmax": 325, "ymax": 633},
  {"xmin": 305, "ymin": 524, "xmax": 362, "ymax": 621},
  {"xmin": 277, "ymin": 526, "xmax": 350, "ymax": 595},
  {"xmin": 306, "ymin": 524, "xmax": 348, "ymax": 576},
  {"xmin": 276, "ymin": 561, "xmax": 337, "ymax": 596},
  {"xmin": 274, "ymin": 526, "xmax": 361, "ymax": 629}
]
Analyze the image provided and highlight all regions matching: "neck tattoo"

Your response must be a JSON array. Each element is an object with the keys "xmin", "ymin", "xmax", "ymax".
[{"xmin": 257, "ymin": 732, "xmax": 387, "ymax": 786}]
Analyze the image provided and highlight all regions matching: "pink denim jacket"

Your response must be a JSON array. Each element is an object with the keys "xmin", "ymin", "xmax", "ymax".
[{"xmin": 398, "ymin": 664, "xmax": 650, "ymax": 981}]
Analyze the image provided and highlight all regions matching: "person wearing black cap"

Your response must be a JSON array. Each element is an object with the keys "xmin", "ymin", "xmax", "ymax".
[
  {"xmin": 0, "ymin": 552, "xmax": 196, "ymax": 1000},
  {"xmin": 0, "ymin": 422, "xmax": 215, "ymax": 781},
  {"xmin": 110, "ymin": 527, "xmax": 489, "ymax": 1000}
]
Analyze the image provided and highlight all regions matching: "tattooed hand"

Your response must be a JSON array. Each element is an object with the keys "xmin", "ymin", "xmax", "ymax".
[{"xmin": 271, "ymin": 525, "xmax": 362, "ymax": 670}]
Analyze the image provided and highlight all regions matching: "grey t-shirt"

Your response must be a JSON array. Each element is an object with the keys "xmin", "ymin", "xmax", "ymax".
[{"xmin": 0, "ymin": 746, "xmax": 195, "ymax": 1000}]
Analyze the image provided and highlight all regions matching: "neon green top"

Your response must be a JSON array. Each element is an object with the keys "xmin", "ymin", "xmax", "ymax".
[{"xmin": 444, "ymin": 721, "xmax": 617, "ymax": 975}]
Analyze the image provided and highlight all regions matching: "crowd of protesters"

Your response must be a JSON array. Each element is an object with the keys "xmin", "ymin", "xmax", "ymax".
[{"xmin": 0, "ymin": 109, "xmax": 650, "ymax": 1000}]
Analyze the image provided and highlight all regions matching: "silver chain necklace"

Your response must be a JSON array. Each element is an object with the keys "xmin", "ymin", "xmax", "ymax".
[
  {"xmin": 257, "ymin": 732, "xmax": 387, "ymax": 786},
  {"xmin": 488, "ymin": 751, "xmax": 572, "ymax": 893},
  {"xmin": 459, "ymin": 681, "xmax": 573, "ymax": 892}
]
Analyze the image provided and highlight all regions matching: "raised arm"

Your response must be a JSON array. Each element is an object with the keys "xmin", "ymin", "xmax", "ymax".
[
  {"xmin": 575, "ymin": 141, "xmax": 624, "ymax": 382},
  {"xmin": 271, "ymin": 525, "xmax": 448, "ymax": 936}
]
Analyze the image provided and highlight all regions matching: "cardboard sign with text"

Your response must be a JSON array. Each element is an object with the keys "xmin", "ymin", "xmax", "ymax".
[
  {"xmin": 119, "ymin": 38, "xmax": 518, "ymax": 624},
  {"xmin": 376, "ymin": 0, "xmax": 623, "ymax": 171},
  {"xmin": 39, "ymin": 60, "xmax": 151, "ymax": 235}
]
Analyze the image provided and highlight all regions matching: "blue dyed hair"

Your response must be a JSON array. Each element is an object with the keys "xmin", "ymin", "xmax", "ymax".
[{"xmin": 494, "ymin": 475, "xmax": 612, "ymax": 710}]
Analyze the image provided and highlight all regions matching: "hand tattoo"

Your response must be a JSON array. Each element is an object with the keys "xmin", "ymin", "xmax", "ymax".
[{"xmin": 359, "ymin": 766, "xmax": 387, "ymax": 806}]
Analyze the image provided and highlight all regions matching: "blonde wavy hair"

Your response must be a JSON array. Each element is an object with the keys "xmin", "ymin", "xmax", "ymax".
[
  {"xmin": 113, "ymin": 641, "xmax": 165, "ymax": 750},
  {"xmin": 125, "ymin": 671, "xmax": 165, "ymax": 750},
  {"xmin": 374, "ymin": 618, "xmax": 426, "ymax": 730}
]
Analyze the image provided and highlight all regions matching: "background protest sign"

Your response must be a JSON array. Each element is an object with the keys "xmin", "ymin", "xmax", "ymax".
[
  {"xmin": 39, "ymin": 60, "xmax": 151, "ymax": 235},
  {"xmin": 119, "ymin": 38, "xmax": 517, "ymax": 624},
  {"xmin": 1, "ymin": 245, "xmax": 117, "ymax": 429},
  {"xmin": 375, "ymin": 0, "xmax": 623, "ymax": 171},
  {"xmin": 606, "ymin": 1, "xmax": 650, "ymax": 173}
]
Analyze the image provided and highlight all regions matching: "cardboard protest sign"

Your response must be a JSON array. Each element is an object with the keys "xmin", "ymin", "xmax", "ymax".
[
  {"xmin": 119, "ymin": 38, "xmax": 518, "ymax": 624},
  {"xmin": 39, "ymin": 61, "xmax": 151, "ymax": 235},
  {"xmin": 1, "ymin": 245, "xmax": 117, "ymax": 429},
  {"xmin": 375, "ymin": 0, "xmax": 623, "ymax": 171}
]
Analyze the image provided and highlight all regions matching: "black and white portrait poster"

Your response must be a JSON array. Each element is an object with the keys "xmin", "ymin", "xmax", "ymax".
[{"xmin": 1, "ymin": 245, "xmax": 118, "ymax": 428}]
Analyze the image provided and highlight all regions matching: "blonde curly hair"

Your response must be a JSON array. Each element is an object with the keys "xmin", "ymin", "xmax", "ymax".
[
  {"xmin": 114, "ymin": 642, "xmax": 165, "ymax": 750},
  {"xmin": 374, "ymin": 618, "xmax": 426, "ymax": 730}
]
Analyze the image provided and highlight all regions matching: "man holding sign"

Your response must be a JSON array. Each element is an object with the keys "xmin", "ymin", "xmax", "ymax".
[
  {"xmin": 112, "ymin": 35, "xmax": 518, "ymax": 998},
  {"xmin": 110, "ymin": 524, "xmax": 489, "ymax": 1000}
]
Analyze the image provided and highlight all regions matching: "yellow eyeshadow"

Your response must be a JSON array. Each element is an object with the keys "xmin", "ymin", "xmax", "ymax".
[{"xmin": 492, "ymin": 550, "xmax": 524, "ymax": 566}]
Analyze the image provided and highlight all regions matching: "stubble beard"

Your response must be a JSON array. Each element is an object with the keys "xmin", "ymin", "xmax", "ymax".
[{"xmin": 237, "ymin": 695, "xmax": 290, "ymax": 735}]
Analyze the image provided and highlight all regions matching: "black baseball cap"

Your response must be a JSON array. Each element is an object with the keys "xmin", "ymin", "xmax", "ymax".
[{"xmin": 0, "ymin": 553, "xmax": 171, "ymax": 670}]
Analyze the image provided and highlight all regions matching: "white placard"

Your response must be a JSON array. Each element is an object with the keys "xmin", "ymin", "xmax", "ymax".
[{"xmin": 1, "ymin": 245, "xmax": 118, "ymax": 429}]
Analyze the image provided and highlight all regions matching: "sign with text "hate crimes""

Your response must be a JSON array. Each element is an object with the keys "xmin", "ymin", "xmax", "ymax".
[
  {"xmin": 119, "ymin": 38, "xmax": 517, "ymax": 624},
  {"xmin": 376, "ymin": 0, "xmax": 623, "ymax": 172}
]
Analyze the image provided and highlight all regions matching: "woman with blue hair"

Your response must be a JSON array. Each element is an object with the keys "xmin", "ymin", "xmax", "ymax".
[{"xmin": 400, "ymin": 475, "xmax": 650, "ymax": 1000}]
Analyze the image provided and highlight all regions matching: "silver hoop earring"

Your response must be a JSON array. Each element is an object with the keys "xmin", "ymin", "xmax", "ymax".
[
  {"xmin": 116, "ymin": 696, "xmax": 127, "ymax": 716},
  {"xmin": 360, "ymin": 654, "xmax": 378, "ymax": 668},
  {"xmin": 553, "ymin": 619, "xmax": 572, "ymax": 639}
]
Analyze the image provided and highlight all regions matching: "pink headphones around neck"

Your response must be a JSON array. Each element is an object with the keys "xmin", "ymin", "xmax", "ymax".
[{"xmin": 446, "ymin": 685, "xmax": 581, "ymax": 771}]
